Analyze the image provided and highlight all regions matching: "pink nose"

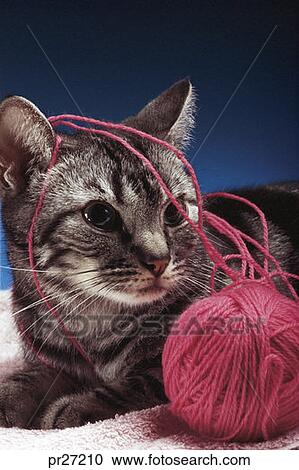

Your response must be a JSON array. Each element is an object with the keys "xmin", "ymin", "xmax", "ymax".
[
  {"xmin": 151, "ymin": 258, "xmax": 169, "ymax": 276},
  {"xmin": 141, "ymin": 257, "xmax": 170, "ymax": 277}
]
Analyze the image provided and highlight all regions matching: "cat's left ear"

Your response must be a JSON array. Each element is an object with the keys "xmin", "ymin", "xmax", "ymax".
[
  {"xmin": 0, "ymin": 96, "xmax": 55, "ymax": 194},
  {"xmin": 123, "ymin": 79, "xmax": 196, "ymax": 149}
]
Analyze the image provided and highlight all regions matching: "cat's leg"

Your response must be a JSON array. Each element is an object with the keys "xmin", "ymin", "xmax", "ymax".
[
  {"xmin": 41, "ymin": 375, "xmax": 167, "ymax": 429},
  {"xmin": 0, "ymin": 361, "xmax": 80, "ymax": 428}
]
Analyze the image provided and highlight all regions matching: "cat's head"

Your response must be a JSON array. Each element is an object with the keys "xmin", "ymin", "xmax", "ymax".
[{"xmin": 0, "ymin": 80, "xmax": 204, "ymax": 309}]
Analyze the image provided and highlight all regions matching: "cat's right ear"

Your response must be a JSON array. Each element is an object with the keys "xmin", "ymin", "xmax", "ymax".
[
  {"xmin": 123, "ymin": 79, "xmax": 196, "ymax": 149},
  {"xmin": 0, "ymin": 96, "xmax": 55, "ymax": 195}
]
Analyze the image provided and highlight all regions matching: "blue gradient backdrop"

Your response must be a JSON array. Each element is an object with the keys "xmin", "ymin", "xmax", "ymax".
[{"xmin": 0, "ymin": 1, "xmax": 298, "ymax": 288}]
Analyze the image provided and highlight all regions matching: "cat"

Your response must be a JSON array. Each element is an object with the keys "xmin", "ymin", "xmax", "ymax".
[{"xmin": 0, "ymin": 79, "xmax": 298, "ymax": 429}]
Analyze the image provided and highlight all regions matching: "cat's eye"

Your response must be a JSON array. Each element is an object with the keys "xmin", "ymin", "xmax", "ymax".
[
  {"xmin": 164, "ymin": 201, "xmax": 186, "ymax": 227},
  {"xmin": 83, "ymin": 202, "xmax": 120, "ymax": 231}
]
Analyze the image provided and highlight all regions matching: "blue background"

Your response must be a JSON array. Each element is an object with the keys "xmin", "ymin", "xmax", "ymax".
[{"xmin": 0, "ymin": 0, "xmax": 298, "ymax": 289}]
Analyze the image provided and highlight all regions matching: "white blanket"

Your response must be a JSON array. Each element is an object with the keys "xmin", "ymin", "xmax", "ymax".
[{"xmin": 0, "ymin": 290, "xmax": 298, "ymax": 450}]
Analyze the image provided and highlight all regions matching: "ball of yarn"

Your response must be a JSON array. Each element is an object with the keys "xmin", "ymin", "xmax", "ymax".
[{"xmin": 162, "ymin": 280, "xmax": 299, "ymax": 442}]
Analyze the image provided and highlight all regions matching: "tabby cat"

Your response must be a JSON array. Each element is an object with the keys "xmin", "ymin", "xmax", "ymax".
[{"xmin": 0, "ymin": 79, "xmax": 298, "ymax": 429}]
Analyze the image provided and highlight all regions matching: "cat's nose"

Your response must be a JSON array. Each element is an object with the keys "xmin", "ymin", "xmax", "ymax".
[{"xmin": 140, "ymin": 256, "xmax": 170, "ymax": 277}]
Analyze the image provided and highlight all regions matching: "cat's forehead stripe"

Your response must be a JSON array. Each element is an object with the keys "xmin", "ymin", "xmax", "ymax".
[{"xmin": 55, "ymin": 136, "xmax": 192, "ymax": 207}]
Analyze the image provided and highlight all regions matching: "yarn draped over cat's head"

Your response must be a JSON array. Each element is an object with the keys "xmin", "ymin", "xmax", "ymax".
[{"xmin": 0, "ymin": 80, "xmax": 206, "ymax": 308}]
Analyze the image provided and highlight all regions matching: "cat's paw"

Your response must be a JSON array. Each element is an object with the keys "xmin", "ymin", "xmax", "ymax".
[
  {"xmin": 41, "ymin": 392, "xmax": 111, "ymax": 430},
  {"xmin": 0, "ymin": 382, "xmax": 38, "ymax": 428}
]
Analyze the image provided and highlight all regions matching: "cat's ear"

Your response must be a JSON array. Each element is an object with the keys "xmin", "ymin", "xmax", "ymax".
[
  {"xmin": 0, "ymin": 96, "xmax": 55, "ymax": 194},
  {"xmin": 124, "ymin": 79, "xmax": 195, "ymax": 149}
]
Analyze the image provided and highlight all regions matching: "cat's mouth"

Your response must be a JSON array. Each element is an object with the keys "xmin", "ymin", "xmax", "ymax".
[
  {"xmin": 129, "ymin": 287, "xmax": 168, "ymax": 304},
  {"xmin": 137, "ymin": 285, "xmax": 165, "ymax": 293},
  {"xmin": 128, "ymin": 277, "xmax": 171, "ymax": 304},
  {"xmin": 106, "ymin": 277, "xmax": 172, "ymax": 306},
  {"xmin": 136, "ymin": 284, "xmax": 167, "ymax": 296}
]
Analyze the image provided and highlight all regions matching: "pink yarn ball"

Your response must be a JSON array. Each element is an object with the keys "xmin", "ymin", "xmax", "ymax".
[{"xmin": 162, "ymin": 281, "xmax": 299, "ymax": 442}]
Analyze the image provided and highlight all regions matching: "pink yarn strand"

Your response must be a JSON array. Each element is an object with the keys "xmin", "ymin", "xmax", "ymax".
[
  {"xmin": 49, "ymin": 114, "xmax": 203, "ymax": 228},
  {"xmin": 27, "ymin": 136, "xmax": 94, "ymax": 368},
  {"xmin": 206, "ymin": 192, "xmax": 270, "ymax": 272}
]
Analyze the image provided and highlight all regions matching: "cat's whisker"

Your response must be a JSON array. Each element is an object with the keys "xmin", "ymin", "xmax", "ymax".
[
  {"xmin": 9, "ymin": 277, "xmax": 68, "ymax": 306},
  {"xmin": 10, "ymin": 273, "xmax": 104, "ymax": 317},
  {"xmin": 171, "ymin": 280, "xmax": 200, "ymax": 303},
  {"xmin": 34, "ymin": 280, "xmax": 121, "ymax": 356},
  {"xmin": 177, "ymin": 276, "xmax": 211, "ymax": 298},
  {"xmin": 181, "ymin": 273, "xmax": 211, "ymax": 292},
  {"xmin": 33, "ymin": 296, "xmax": 93, "ymax": 358},
  {"xmin": 30, "ymin": 275, "xmax": 110, "ymax": 347},
  {"xmin": 1, "ymin": 262, "xmax": 138, "ymax": 280},
  {"xmin": 20, "ymin": 288, "xmax": 86, "ymax": 340},
  {"xmin": 0, "ymin": 263, "xmax": 102, "ymax": 276},
  {"xmin": 188, "ymin": 267, "xmax": 228, "ymax": 286},
  {"xmin": 31, "ymin": 290, "xmax": 93, "ymax": 350},
  {"xmin": 10, "ymin": 291, "xmax": 69, "ymax": 318}
]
